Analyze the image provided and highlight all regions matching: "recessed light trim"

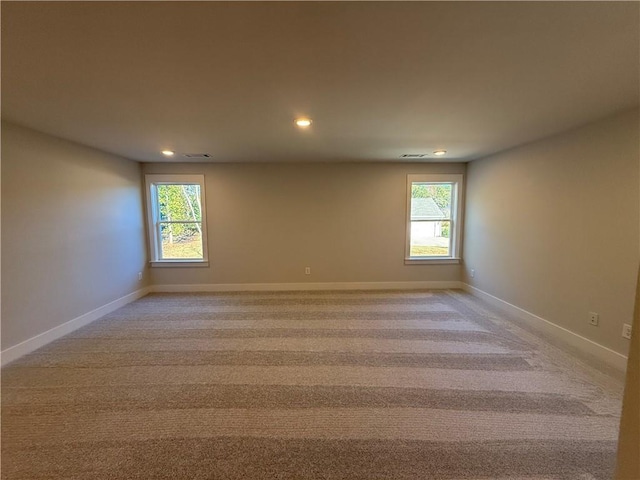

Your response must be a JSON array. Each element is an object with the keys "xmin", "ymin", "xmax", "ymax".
[
  {"xmin": 162, "ymin": 150, "xmax": 175, "ymax": 156},
  {"xmin": 433, "ymin": 150, "xmax": 447, "ymax": 156},
  {"xmin": 295, "ymin": 117, "xmax": 312, "ymax": 128}
]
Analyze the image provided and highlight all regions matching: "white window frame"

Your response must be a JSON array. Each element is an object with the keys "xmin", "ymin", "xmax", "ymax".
[
  {"xmin": 145, "ymin": 174, "xmax": 209, "ymax": 267},
  {"xmin": 405, "ymin": 173, "xmax": 464, "ymax": 264}
]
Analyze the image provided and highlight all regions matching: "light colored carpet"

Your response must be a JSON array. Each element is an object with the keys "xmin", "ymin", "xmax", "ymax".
[{"xmin": 1, "ymin": 289, "xmax": 623, "ymax": 479}]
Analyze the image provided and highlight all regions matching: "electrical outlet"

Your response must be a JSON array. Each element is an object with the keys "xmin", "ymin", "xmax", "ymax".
[
  {"xmin": 622, "ymin": 323, "xmax": 632, "ymax": 340},
  {"xmin": 470, "ymin": 269, "xmax": 475, "ymax": 278},
  {"xmin": 138, "ymin": 272, "xmax": 143, "ymax": 281},
  {"xmin": 588, "ymin": 312, "xmax": 599, "ymax": 326},
  {"xmin": 304, "ymin": 267, "xmax": 311, "ymax": 275}
]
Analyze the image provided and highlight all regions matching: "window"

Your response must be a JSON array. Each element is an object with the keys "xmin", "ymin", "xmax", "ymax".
[
  {"xmin": 145, "ymin": 174, "xmax": 208, "ymax": 267},
  {"xmin": 406, "ymin": 174, "xmax": 463, "ymax": 263}
]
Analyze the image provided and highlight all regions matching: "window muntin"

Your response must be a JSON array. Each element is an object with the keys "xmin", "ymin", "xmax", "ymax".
[
  {"xmin": 145, "ymin": 175, "xmax": 208, "ymax": 265},
  {"xmin": 406, "ymin": 174, "xmax": 463, "ymax": 262}
]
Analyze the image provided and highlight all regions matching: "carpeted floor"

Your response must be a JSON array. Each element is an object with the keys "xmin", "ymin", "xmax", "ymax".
[{"xmin": 1, "ymin": 289, "xmax": 624, "ymax": 479}]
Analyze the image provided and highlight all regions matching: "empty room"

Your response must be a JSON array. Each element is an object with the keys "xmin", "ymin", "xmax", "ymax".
[{"xmin": 1, "ymin": 2, "xmax": 639, "ymax": 479}]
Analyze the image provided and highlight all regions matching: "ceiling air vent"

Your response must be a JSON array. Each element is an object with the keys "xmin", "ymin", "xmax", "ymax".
[
  {"xmin": 184, "ymin": 153, "xmax": 212, "ymax": 158},
  {"xmin": 400, "ymin": 154, "xmax": 429, "ymax": 158}
]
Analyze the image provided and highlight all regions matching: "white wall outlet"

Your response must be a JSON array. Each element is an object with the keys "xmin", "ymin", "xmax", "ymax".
[
  {"xmin": 138, "ymin": 272, "xmax": 143, "ymax": 281},
  {"xmin": 304, "ymin": 267, "xmax": 311, "ymax": 275},
  {"xmin": 470, "ymin": 269, "xmax": 475, "ymax": 278},
  {"xmin": 588, "ymin": 312, "xmax": 599, "ymax": 326},
  {"xmin": 622, "ymin": 323, "xmax": 632, "ymax": 340}
]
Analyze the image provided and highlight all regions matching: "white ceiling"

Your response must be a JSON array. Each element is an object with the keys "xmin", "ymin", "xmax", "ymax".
[{"xmin": 2, "ymin": 1, "xmax": 638, "ymax": 163}]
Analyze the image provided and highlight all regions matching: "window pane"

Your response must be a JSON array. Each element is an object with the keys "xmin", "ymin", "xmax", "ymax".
[
  {"xmin": 156, "ymin": 184, "xmax": 202, "ymax": 222},
  {"xmin": 410, "ymin": 220, "xmax": 450, "ymax": 257},
  {"xmin": 160, "ymin": 222, "xmax": 203, "ymax": 259},
  {"xmin": 411, "ymin": 183, "xmax": 452, "ymax": 220}
]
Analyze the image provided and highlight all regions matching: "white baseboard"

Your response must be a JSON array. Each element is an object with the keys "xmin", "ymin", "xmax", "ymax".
[
  {"xmin": 1, "ymin": 286, "xmax": 152, "ymax": 367},
  {"xmin": 151, "ymin": 280, "xmax": 463, "ymax": 293},
  {"xmin": 462, "ymin": 283, "xmax": 628, "ymax": 371}
]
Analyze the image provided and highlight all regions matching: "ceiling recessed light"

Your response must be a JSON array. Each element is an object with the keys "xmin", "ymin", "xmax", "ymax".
[
  {"xmin": 295, "ymin": 118, "xmax": 312, "ymax": 128},
  {"xmin": 433, "ymin": 150, "xmax": 447, "ymax": 156},
  {"xmin": 162, "ymin": 150, "xmax": 175, "ymax": 156}
]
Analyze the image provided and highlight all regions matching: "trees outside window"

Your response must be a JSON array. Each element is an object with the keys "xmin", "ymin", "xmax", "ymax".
[
  {"xmin": 145, "ymin": 174, "xmax": 208, "ymax": 266},
  {"xmin": 406, "ymin": 174, "xmax": 463, "ymax": 263}
]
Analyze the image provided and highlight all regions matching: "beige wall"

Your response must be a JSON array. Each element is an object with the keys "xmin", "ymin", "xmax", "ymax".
[
  {"xmin": 143, "ymin": 162, "xmax": 466, "ymax": 286},
  {"xmin": 464, "ymin": 109, "xmax": 640, "ymax": 356},
  {"xmin": 1, "ymin": 122, "xmax": 148, "ymax": 350}
]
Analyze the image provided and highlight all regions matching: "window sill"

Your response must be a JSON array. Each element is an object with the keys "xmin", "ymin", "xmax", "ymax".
[
  {"xmin": 404, "ymin": 257, "xmax": 461, "ymax": 265},
  {"xmin": 150, "ymin": 260, "xmax": 209, "ymax": 268}
]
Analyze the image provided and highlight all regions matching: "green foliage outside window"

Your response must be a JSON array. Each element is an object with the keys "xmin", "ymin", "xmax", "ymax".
[
  {"xmin": 412, "ymin": 183, "xmax": 452, "ymax": 238},
  {"xmin": 411, "ymin": 183, "xmax": 452, "ymax": 210},
  {"xmin": 157, "ymin": 184, "xmax": 202, "ymax": 243}
]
